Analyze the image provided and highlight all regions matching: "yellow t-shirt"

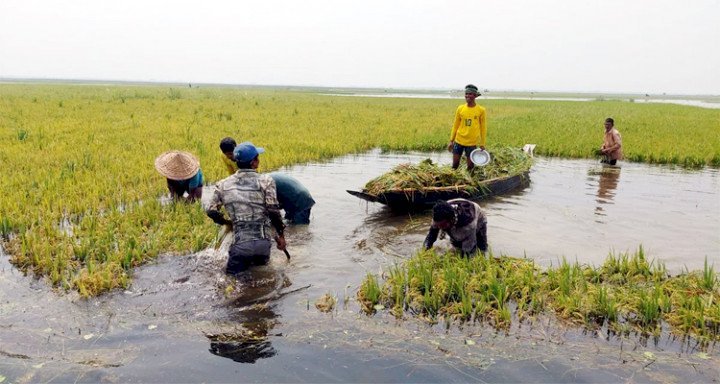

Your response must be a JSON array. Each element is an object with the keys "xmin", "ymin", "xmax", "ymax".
[
  {"xmin": 221, "ymin": 154, "xmax": 238, "ymax": 175},
  {"xmin": 450, "ymin": 104, "xmax": 487, "ymax": 147}
]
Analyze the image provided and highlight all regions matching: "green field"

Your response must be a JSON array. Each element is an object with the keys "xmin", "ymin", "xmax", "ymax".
[{"xmin": 1, "ymin": 83, "xmax": 719, "ymax": 296}]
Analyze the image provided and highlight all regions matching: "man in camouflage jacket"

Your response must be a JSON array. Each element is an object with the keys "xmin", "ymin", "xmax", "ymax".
[{"xmin": 206, "ymin": 142, "xmax": 287, "ymax": 274}]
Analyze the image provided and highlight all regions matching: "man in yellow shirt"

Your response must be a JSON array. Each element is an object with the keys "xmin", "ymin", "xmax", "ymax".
[{"xmin": 447, "ymin": 84, "xmax": 487, "ymax": 170}]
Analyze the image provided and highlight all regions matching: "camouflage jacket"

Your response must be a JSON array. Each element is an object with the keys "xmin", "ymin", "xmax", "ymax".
[{"xmin": 207, "ymin": 169, "xmax": 283, "ymax": 243}]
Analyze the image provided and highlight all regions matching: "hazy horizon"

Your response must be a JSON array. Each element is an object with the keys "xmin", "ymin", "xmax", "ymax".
[{"xmin": 2, "ymin": 0, "xmax": 718, "ymax": 95}]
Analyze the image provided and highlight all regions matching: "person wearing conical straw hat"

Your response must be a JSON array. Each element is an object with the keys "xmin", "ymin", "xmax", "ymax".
[
  {"xmin": 447, "ymin": 84, "xmax": 487, "ymax": 171},
  {"xmin": 206, "ymin": 141, "xmax": 287, "ymax": 274},
  {"xmin": 154, "ymin": 150, "xmax": 204, "ymax": 203}
]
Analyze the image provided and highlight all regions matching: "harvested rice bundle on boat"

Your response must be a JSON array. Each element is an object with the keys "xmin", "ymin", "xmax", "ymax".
[
  {"xmin": 472, "ymin": 147, "xmax": 534, "ymax": 180},
  {"xmin": 364, "ymin": 147, "xmax": 532, "ymax": 195}
]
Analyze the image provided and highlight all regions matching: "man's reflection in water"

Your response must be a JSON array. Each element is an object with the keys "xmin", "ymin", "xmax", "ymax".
[
  {"xmin": 207, "ymin": 305, "xmax": 279, "ymax": 363},
  {"xmin": 206, "ymin": 268, "xmax": 289, "ymax": 364},
  {"xmin": 595, "ymin": 167, "xmax": 620, "ymax": 216}
]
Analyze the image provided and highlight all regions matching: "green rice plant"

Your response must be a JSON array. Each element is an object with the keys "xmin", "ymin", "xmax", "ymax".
[
  {"xmin": 16, "ymin": 128, "xmax": 29, "ymax": 141},
  {"xmin": 594, "ymin": 285, "xmax": 618, "ymax": 322},
  {"xmin": 357, "ymin": 273, "xmax": 382, "ymax": 313},
  {"xmin": 636, "ymin": 287, "xmax": 663, "ymax": 327},
  {"xmin": 386, "ymin": 264, "xmax": 408, "ymax": 317},
  {"xmin": 457, "ymin": 289, "xmax": 473, "ymax": 321},
  {"xmin": 496, "ymin": 306, "xmax": 512, "ymax": 329},
  {"xmin": 0, "ymin": 217, "xmax": 12, "ymax": 239},
  {"xmin": 701, "ymin": 257, "xmax": 717, "ymax": 291},
  {"xmin": 598, "ymin": 246, "xmax": 667, "ymax": 285}
]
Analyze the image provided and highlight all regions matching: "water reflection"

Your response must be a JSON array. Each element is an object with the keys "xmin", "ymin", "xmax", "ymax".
[
  {"xmin": 593, "ymin": 166, "xmax": 621, "ymax": 217},
  {"xmin": 206, "ymin": 267, "xmax": 289, "ymax": 364},
  {"xmin": 207, "ymin": 305, "xmax": 279, "ymax": 364}
]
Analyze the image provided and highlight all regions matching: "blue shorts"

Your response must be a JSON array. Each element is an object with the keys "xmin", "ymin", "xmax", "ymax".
[{"xmin": 452, "ymin": 143, "xmax": 476, "ymax": 157}]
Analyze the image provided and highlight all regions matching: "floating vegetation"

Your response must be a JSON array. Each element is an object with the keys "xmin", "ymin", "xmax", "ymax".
[
  {"xmin": 315, "ymin": 292, "xmax": 337, "ymax": 313},
  {"xmin": 357, "ymin": 247, "xmax": 720, "ymax": 344},
  {"xmin": 363, "ymin": 147, "xmax": 533, "ymax": 196}
]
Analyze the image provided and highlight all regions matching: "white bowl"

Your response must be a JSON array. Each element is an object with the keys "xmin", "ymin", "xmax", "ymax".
[{"xmin": 469, "ymin": 149, "xmax": 491, "ymax": 166}]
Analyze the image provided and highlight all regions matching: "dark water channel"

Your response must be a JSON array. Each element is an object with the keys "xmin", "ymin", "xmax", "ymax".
[{"xmin": 1, "ymin": 150, "xmax": 718, "ymax": 382}]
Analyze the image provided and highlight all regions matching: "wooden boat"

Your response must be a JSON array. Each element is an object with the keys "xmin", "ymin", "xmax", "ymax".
[{"xmin": 347, "ymin": 171, "xmax": 531, "ymax": 211}]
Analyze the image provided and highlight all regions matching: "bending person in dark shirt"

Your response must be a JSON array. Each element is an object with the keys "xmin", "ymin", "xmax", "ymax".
[
  {"xmin": 424, "ymin": 198, "xmax": 487, "ymax": 256},
  {"xmin": 269, "ymin": 172, "xmax": 315, "ymax": 225},
  {"xmin": 154, "ymin": 150, "xmax": 204, "ymax": 203}
]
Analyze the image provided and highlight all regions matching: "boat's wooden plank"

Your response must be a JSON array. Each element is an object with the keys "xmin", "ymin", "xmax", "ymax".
[{"xmin": 346, "ymin": 189, "xmax": 380, "ymax": 203}]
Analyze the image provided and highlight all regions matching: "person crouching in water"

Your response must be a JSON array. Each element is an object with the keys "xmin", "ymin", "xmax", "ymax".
[
  {"xmin": 154, "ymin": 150, "xmax": 204, "ymax": 203},
  {"xmin": 423, "ymin": 198, "xmax": 488, "ymax": 256},
  {"xmin": 205, "ymin": 142, "xmax": 287, "ymax": 274}
]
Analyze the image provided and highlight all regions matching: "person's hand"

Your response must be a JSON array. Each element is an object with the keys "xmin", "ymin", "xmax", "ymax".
[
  {"xmin": 479, "ymin": 145, "xmax": 485, "ymax": 151},
  {"xmin": 447, "ymin": 141, "xmax": 454, "ymax": 152},
  {"xmin": 275, "ymin": 235, "xmax": 287, "ymax": 251}
]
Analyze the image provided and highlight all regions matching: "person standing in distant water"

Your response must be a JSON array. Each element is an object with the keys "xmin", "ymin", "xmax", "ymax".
[
  {"xmin": 219, "ymin": 137, "xmax": 238, "ymax": 175},
  {"xmin": 448, "ymin": 84, "xmax": 487, "ymax": 170},
  {"xmin": 599, "ymin": 117, "xmax": 623, "ymax": 165},
  {"xmin": 154, "ymin": 150, "xmax": 204, "ymax": 202}
]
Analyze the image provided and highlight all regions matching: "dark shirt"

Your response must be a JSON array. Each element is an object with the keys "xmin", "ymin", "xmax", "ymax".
[
  {"xmin": 167, "ymin": 169, "xmax": 203, "ymax": 195},
  {"xmin": 424, "ymin": 199, "xmax": 485, "ymax": 252},
  {"xmin": 269, "ymin": 173, "xmax": 315, "ymax": 214}
]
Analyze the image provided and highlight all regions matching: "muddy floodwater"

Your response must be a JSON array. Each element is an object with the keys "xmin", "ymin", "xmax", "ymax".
[{"xmin": 1, "ymin": 150, "xmax": 718, "ymax": 382}]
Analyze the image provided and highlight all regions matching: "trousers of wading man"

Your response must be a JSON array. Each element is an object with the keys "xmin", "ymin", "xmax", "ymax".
[{"xmin": 226, "ymin": 238, "xmax": 272, "ymax": 274}]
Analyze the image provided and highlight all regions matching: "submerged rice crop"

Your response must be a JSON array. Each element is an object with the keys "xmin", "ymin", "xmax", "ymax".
[
  {"xmin": 357, "ymin": 248, "xmax": 720, "ymax": 344},
  {"xmin": 1, "ymin": 84, "xmax": 718, "ymax": 296}
]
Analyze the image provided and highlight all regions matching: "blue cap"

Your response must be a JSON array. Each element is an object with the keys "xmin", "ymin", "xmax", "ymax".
[{"xmin": 233, "ymin": 141, "xmax": 265, "ymax": 163}]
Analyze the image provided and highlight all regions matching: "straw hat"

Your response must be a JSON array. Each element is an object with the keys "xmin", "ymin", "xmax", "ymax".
[{"xmin": 154, "ymin": 150, "xmax": 200, "ymax": 180}]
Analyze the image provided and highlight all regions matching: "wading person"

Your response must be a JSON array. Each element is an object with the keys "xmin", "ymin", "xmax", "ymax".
[
  {"xmin": 269, "ymin": 172, "xmax": 315, "ymax": 225},
  {"xmin": 448, "ymin": 84, "xmax": 487, "ymax": 170},
  {"xmin": 423, "ymin": 198, "xmax": 488, "ymax": 256},
  {"xmin": 219, "ymin": 137, "xmax": 238, "ymax": 175},
  {"xmin": 599, "ymin": 117, "xmax": 623, "ymax": 165},
  {"xmin": 154, "ymin": 150, "xmax": 204, "ymax": 203},
  {"xmin": 205, "ymin": 142, "xmax": 287, "ymax": 274}
]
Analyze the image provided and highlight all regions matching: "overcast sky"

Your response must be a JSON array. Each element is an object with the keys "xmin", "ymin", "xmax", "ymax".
[{"xmin": 1, "ymin": 0, "xmax": 718, "ymax": 94}]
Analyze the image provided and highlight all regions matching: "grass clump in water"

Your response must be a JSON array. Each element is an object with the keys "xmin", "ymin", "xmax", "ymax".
[{"xmin": 357, "ymin": 247, "xmax": 720, "ymax": 344}]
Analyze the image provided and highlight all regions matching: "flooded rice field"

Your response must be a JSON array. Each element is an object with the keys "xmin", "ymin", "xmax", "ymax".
[{"xmin": 1, "ymin": 150, "xmax": 718, "ymax": 382}]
